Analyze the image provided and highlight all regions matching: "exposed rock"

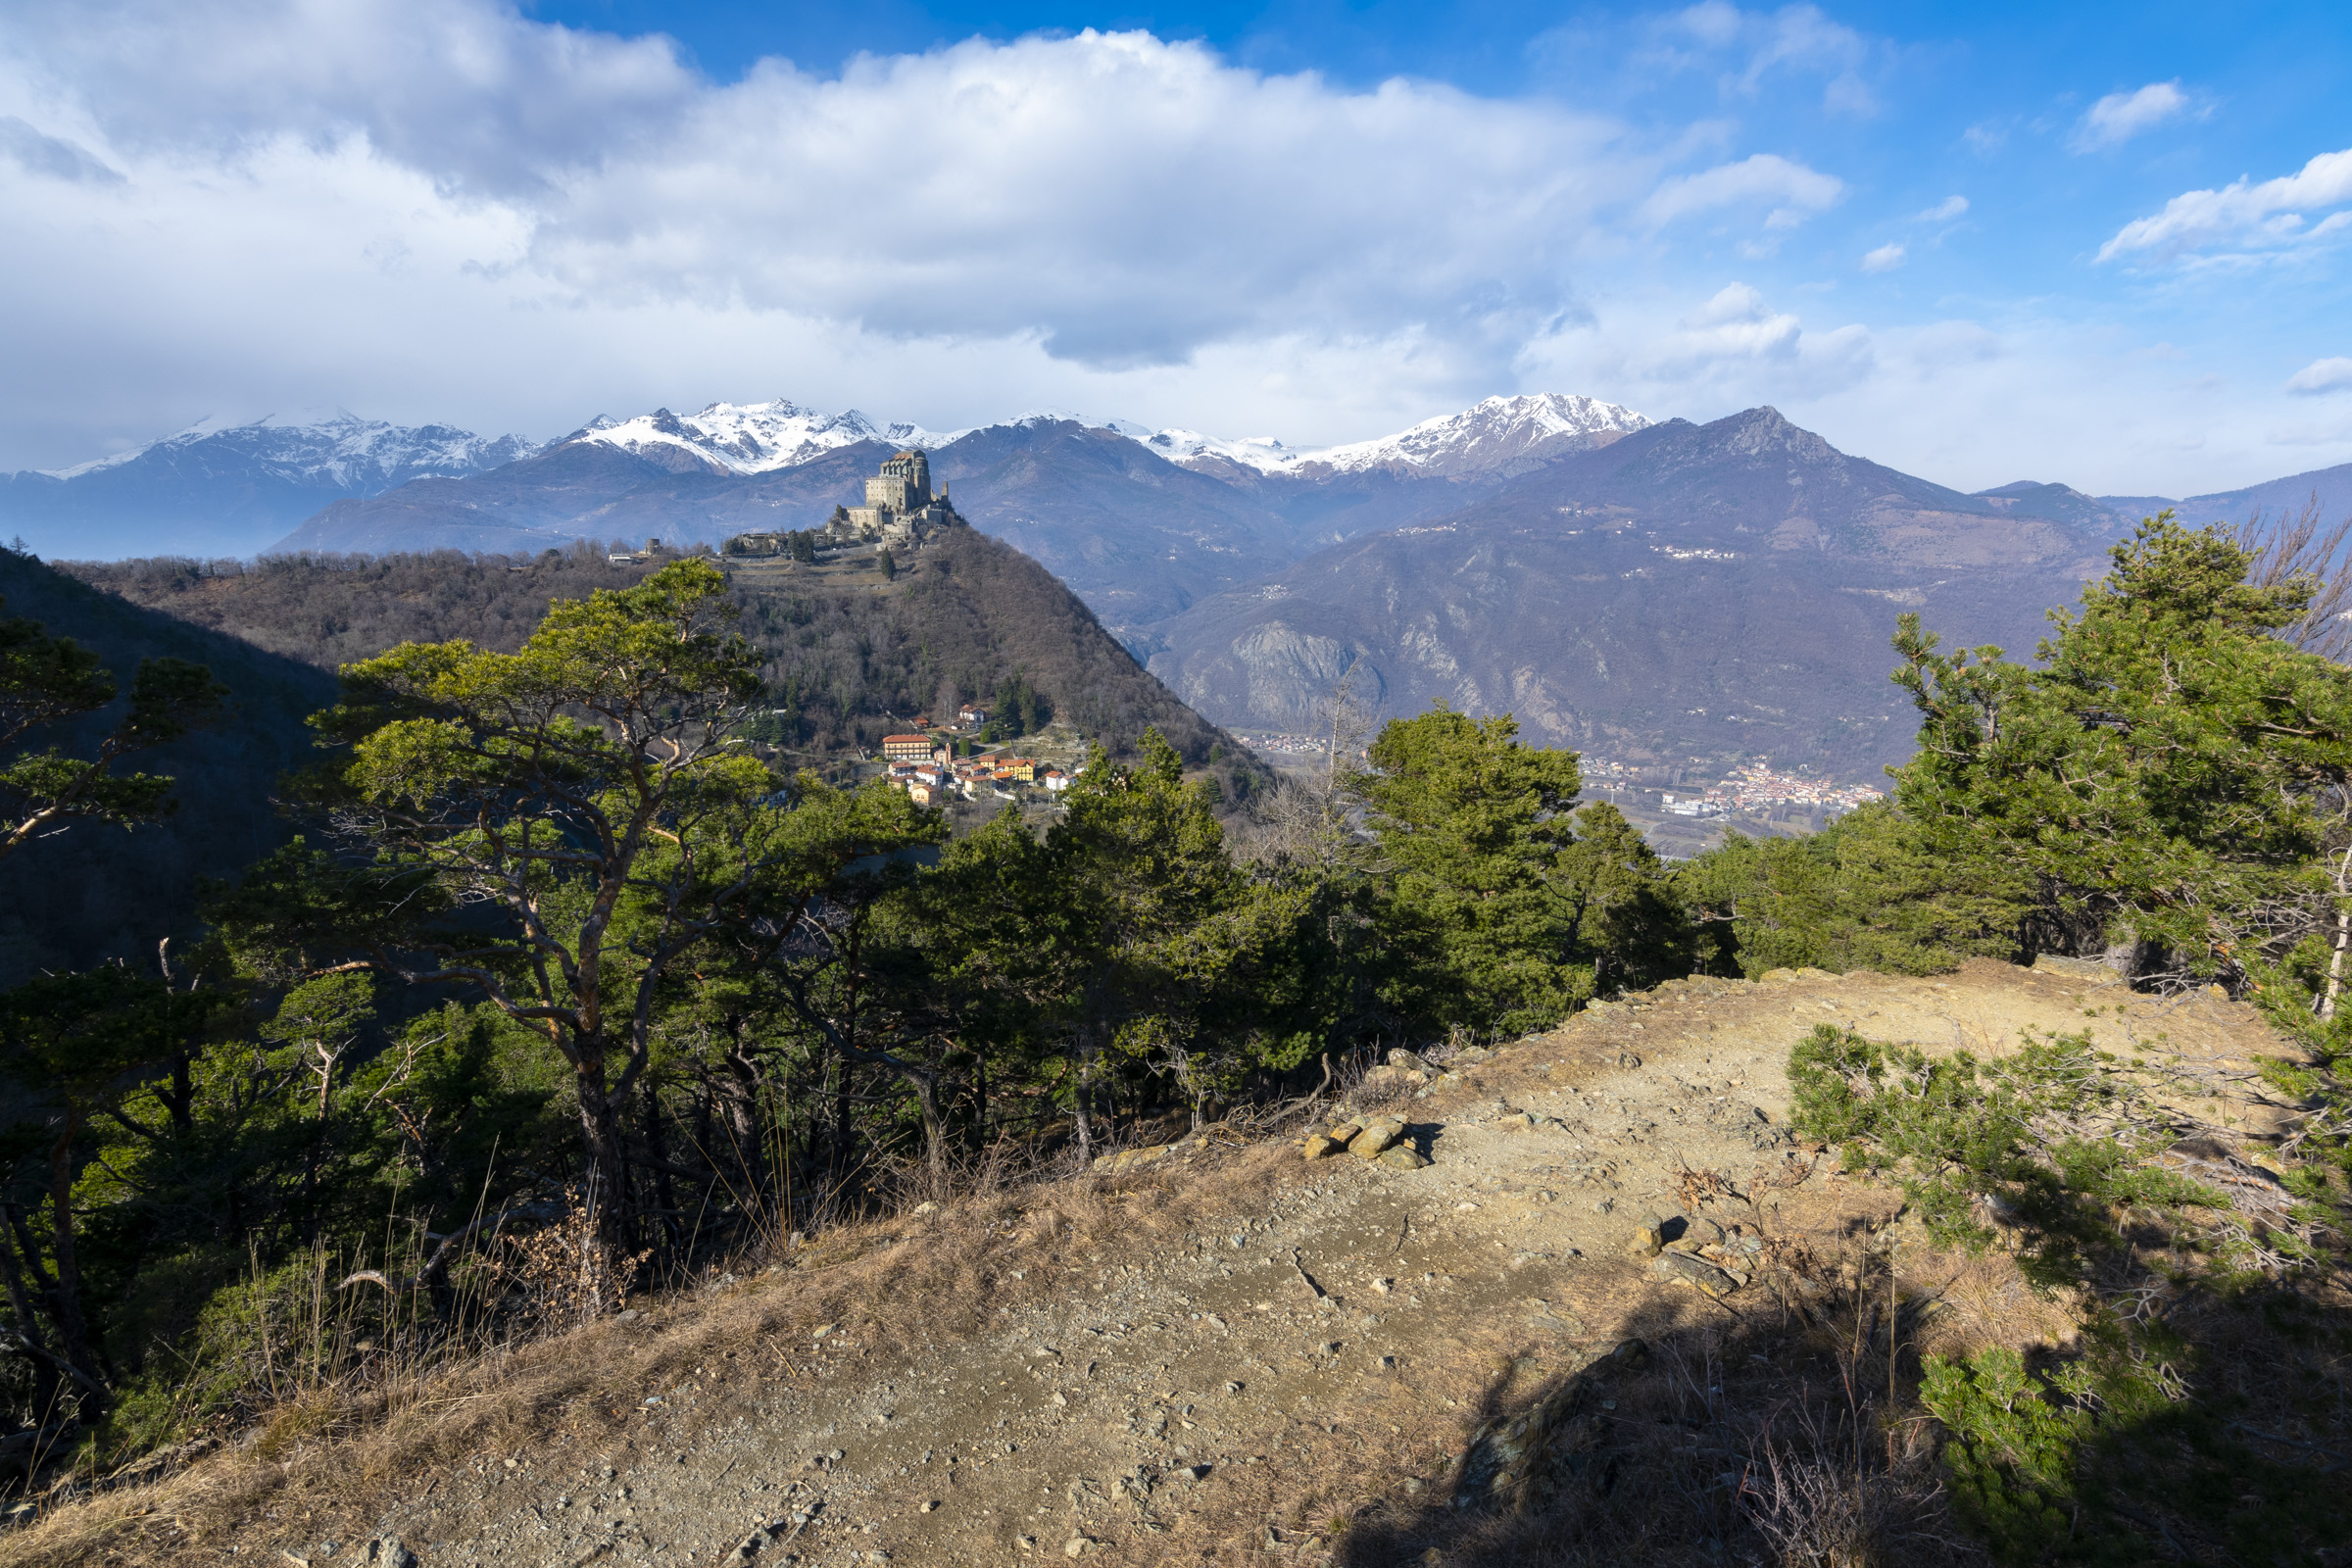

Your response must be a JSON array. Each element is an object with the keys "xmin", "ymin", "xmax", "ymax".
[
  {"xmin": 1380, "ymin": 1146, "xmax": 1433, "ymax": 1170},
  {"xmin": 1092, "ymin": 1143, "xmax": 1178, "ymax": 1173},
  {"xmin": 1301, "ymin": 1134, "xmax": 1345, "ymax": 1160},
  {"xmin": 1627, "ymin": 1224, "xmax": 1662, "ymax": 1258},
  {"xmin": 1654, "ymin": 1250, "xmax": 1740, "ymax": 1297},
  {"xmin": 1351, "ymin": 1120, "xmax": 1405, "ymax": 1158},
  {"xmin": 2033, "ymin": 954, "xmax": 2119, "ymax": 982}
]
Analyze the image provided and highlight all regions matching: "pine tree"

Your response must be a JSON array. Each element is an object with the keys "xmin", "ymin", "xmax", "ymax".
[{"xmin": 1891, "ymin": 514, "xmax": 2352, "ymax": 982}]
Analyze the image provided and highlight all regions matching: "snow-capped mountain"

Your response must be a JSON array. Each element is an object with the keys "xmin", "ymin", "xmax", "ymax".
[
  {"xmin": 561, "ymin": 392, "xmax": 1650, "ymax": 484},
  {"xmin": 1134, "ymin": 394, "xmax": 1651, "ymax": 478},
  {"xmin": 4, "ymin": 411, "xmax": 539, "ymax": 559},
  {"xmin": 38, "ymin": 409, "xmax": 537, "ymax": 488},
  {"xmin": 564, "ymin": 400, "xmax": 957, "ymax": 475}
]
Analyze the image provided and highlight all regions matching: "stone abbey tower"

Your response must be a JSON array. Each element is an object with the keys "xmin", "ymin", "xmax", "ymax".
[{"xmin": 724, "ymin": 448, "xmax": 963, "ymax": 563}]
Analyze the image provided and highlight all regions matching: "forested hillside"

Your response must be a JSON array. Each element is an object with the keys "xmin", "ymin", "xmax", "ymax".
[
  {"xmin": 66, "ymin": 528, "xmax": 1259, "ymax": 789},
  {"xmin": 0, "ymin": 550, "xmax": 332, "ymax": 982}
]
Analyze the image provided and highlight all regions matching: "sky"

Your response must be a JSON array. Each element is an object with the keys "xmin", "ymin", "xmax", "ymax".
[{"xmin": 2, "ymin": 1, "xmax": 2350, "ymax": 497}]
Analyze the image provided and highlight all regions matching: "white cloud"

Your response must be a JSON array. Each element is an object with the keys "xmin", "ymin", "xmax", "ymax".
[
  {"xmin": 1666, "ymin": 3, "xmax": 1877, "ymax": 114},
  {"xmin": 2287, "ymin": 357, "xmax": 2352, "ymax": 396},
  {"xmin": 2072, "ymin": 80, "xmax": 2190, "ymax": 152},
  {"xmin": 1860, "ymin": 242, "xmax": 1905, "ymax": 272},
  {"xmin": 1589, "ymin": 281, "xmax": 1873, "ymax": 397},
  {"xmin": 1, "ymin": 14, "xmax": 1677, "ymax": 372},
  {"xmin": 2100, "ymin": 147, "xmax": 2352, "ymax": 261},
  {"xmin": 2, "ymin": 0, "xmax": 1915, "ymax": 462},
  {"xmin": 1637, "ymin": 153, "xmax": 1844, "ymax": 228},
  {"xmin": 1915, "ymin": 195, "xmax": 1967, "ymax": 221}
]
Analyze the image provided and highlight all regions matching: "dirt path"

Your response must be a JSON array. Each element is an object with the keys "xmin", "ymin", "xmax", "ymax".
[{"xmin": 256, "ymin": 960, "xmax": 2296, "ymax": 1568}]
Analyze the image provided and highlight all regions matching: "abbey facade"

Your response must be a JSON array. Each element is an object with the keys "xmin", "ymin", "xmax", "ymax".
[
  {"xmin": 833, "ymin": 449, "xmax": 961, "ymax": 550},
  {"xmin": 727, "ymin": 449, "xmax": 963, "ymax": 562}
]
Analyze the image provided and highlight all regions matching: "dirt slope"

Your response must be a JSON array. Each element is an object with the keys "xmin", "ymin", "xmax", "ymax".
[{"xmin": 30, "ymin": 959, "xmax": 2299, "ymax": 1567}]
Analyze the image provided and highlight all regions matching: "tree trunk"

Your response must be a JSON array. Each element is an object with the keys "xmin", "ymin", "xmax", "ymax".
[
  {"xmin": 2326, "ymin": 905, "xmax": 2350, "ymax": 1021},
  {"xmin": 2325, "ymin": 854, "xmax": 2352, "ymax": 1022},
  {"xmin": 972, "ymin": 1046, "xmax": 989, "ymax": 1154},
  {"xmin": 571, "ymin": 1060, "xmax": 634, "ymax": 1297},
  {"xmin": 722, "ymin": 1041, "xmax": 767, "ymax": 1211},
  {"xmin": 909, "ymin": 1070, "xmax": 950, "ymax": 1200},
  {"xmin": 642, "ymin": 1082, "xmax": 680, "ymax": 1261},
  {"xmin": 1070, "ymin": 1034, "xmax": 1098, "ymax": 1160},
  {"xmin": 0, "ymin": 1212, "xmax": 60, "ymax": 1422},
  {"xmin": 41, "ymin": 1114, "xmax": 104, "ymax": 1418}
]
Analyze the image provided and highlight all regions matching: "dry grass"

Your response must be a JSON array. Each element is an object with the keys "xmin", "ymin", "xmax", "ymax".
[
  {"xmin": 19, "ymin": 961, "xmax": 2333, "ymax": 1565},
  {"xmin": 1, "ymin": 1134, "xmax": 1308, "ymax": 1567}
]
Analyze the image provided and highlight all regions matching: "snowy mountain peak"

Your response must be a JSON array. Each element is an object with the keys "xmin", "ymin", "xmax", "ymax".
[
  {"xmin": 35, "ymin": 411, "xmax": 538, "ymax": 485},
  {"xmin": 1127, "ymin": 393, "xmax": 1651, "ymax": 478},
  {"xmin": 564, "ymin": 398, "xmax": 959, "ymax": 475},
  {"xmin": 552, "ymin": 392, "xmax": 1647, "ymax": 485}
]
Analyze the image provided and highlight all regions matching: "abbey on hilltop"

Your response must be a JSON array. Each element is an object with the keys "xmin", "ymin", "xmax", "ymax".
[{"xmin": 726, "ymin": 449, "xmax": 963, "ymax": 563}]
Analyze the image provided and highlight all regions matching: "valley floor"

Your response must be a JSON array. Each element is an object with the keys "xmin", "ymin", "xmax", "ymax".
[{"xmin": 18, "ymin": 961, "xmax": 2303, "ymax": 1567}]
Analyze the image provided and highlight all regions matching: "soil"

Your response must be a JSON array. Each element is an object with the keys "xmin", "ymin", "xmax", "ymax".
[{"xmin": 55, "ymin": 959, "xmax": 2305, "ymax": 1568}]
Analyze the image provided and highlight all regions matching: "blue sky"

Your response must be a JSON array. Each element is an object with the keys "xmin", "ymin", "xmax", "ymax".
[{"xmin": 2, "ymin": 1, "xmax": 2350, "ymax": 496}]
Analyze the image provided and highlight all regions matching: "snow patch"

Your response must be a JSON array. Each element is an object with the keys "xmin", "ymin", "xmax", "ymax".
[{"xmin": 1123, "ymin": 394, "xmax": 1652, "ymax": 477}]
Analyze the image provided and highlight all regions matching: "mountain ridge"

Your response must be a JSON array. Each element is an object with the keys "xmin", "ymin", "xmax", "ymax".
[
  {"xmin": 1145, "ymin": 406, "xmax": 2114, "ymax": 777},
  {"xmin": 2, "ymin": 411, "xmax": 539, "ymax": 559}
]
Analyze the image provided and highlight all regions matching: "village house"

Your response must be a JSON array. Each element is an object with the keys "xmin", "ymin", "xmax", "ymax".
[{"xmin": 882, "ymin": 734, "xmax": 938, "ymax": 762}]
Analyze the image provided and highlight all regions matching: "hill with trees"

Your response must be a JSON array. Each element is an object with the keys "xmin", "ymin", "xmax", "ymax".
[
  {"xmin": 65, "ymin": 526, "xmax": 1261, "ymax": 788},
  {"xmin": 0, "ymin": 549, "xmax": 333, "ymax": 983}
]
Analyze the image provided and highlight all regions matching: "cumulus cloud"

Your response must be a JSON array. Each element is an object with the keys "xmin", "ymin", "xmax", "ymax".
[
  {"xmin": 2100, "ymin": 146, "xmax": 2352, "ymax": 261},
  {"xmin": 0, "ymin": 0, "xmax": 1923, "ymax": 437},
  {"xmin": 1602, "ymin": 281, "xmax": 1873, "ymax": 398},
  {"xmin": 1860, "ymin": 242, "xmax": 1905, "ymax": 272},
  {"xmin": 2287, "ymin": 357, "xmax": 2352, "ymax": 396},
  {"xmin": 1915, "ymin": 195, "xmax": 1967, "ymax": 221},
  {"xmin": 1637, "ymin": 153, "xmax": 1843, "ymax": 229},
  {"xmin": 2072, "ymin": 80, "xmax": 2192, "ymax": 151},
  {"xmin": 4, "ymin": 12, "xmax": 1676, "ymax": 370}
]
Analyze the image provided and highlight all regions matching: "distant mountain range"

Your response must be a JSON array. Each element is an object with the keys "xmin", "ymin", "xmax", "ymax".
[
  {"xmin": 254, "ymin": 394, "xmax": 1661, "ymax": 635},
  {"xmin": 14, "ymin": 391, "xmax": 2352, "ymax": 782},
  {"xmin": 1145, "ymin": 407, "xmax": 2117, "ymax": 778},
  {"xmin": 0, "ymin": 411, "xmax": 538, "ymax": 559},
  {"xmin": 2099, "ymin": 458, "xmax": 2352, "ymax": 530}
]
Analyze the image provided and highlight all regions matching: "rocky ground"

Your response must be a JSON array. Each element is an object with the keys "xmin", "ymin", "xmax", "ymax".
[{"xmin": 32, "ymin": 958, "xmax": 2302, "ymax": 1568}]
